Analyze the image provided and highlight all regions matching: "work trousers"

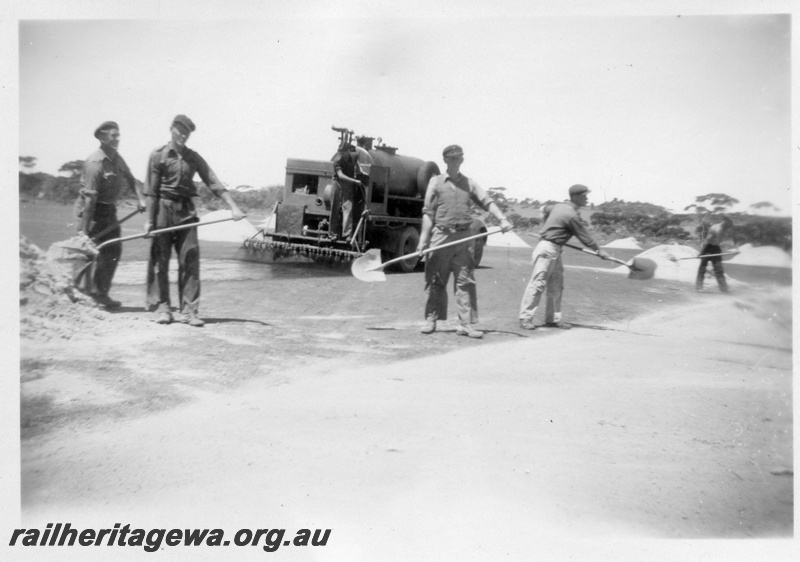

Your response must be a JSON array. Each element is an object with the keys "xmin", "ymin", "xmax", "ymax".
[
  {"xmin": 519, "ymin": 240, "xmax": 564, "ymax": 324},
  {"xmin": 146, "ymin": 198, "xmax": 201, "ymax": 314},
  {"xmin": 423, "ymin": 228, "xmax": 478, "ymax": 324},
  {"xmin": 86, "ymin": 203, "xmax": 121, "ymax": 297},
  {"xmin": 329, "ymin": 180, "xmax": 354, "ymax": 239},
  {"xmin": 695, "ymin": 243, "xmax": 729, "ymax": 292}
]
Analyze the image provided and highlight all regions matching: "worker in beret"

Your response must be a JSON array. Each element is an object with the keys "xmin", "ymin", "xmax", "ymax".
[
  {"xmin": 417, "ymin": 144, "xmax": 512, "ymax": 338},
  {"xmin": 143, "ymin": 114, "xmax": 245, "ymax": 327},
  {"xmin": 75, "ymin": 120, "xmax": 146, "ymax": 309},
  {"xmin": 518, "ymin": 184, "xmax": 609, "ymax": 330}
]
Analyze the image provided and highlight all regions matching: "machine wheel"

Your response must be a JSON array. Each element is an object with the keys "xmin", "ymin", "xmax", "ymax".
[
  {"xmin": 416, "ymin": 161, "xmax": 440, "ymax": 197},
  {"xmin": 384, "ymin": 227, "xmax": 421, "ymax": 273},
  {"xmin": 473, "ymin": 231, "xmax": 486, "ymax": 267}
]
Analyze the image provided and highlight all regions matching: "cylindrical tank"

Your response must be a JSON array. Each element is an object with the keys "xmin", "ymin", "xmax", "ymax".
[{"xmin": 366, "ymin": 147, "xmax": 439, "ymax": 198}]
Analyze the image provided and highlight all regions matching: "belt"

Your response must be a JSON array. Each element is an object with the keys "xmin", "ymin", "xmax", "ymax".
[{"xmin": 436, "ymin": 223, "xmax": 472, "ymax": 234}]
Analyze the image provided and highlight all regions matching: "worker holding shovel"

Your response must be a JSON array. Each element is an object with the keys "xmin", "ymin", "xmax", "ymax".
[
  {"xmin": 143, "ymin": 114, "xmax": 245, "ymax": 327},
  {"xmin": 695, "ymin": 215, "xmax": 733, "ymax": 293},
  {"xmin": 518, "ymin": 184, "xmax": 609, "ymax": 331},
  {"xmin": 417, "ymin": 144, "xmax": 512, "ymax": 338},
  {"xmin": 75, "ymin": 121, "xmax": 146, "ymax": 309}
]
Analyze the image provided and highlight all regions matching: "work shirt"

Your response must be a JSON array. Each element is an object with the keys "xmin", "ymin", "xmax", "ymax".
[
  {"xmin": 538, "ymin": 201, "xmax": 599, "ymax": 250},
  {"xmin": 80, "ymin": 147, "xmax": 134, "ymax": 205},
  {"xmin": 422, "ymin": 173, "xmax": 493, "ymax": 230},
  {"xmin": 143, "ymin": 143, "xmax": 227, "ymax": 200},
  {"xmin": 703, "ymin": 223, "xmax": 728, "ymax": 246}
]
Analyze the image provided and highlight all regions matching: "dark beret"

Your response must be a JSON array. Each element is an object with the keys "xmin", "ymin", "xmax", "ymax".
[
  {"xmin": 568, "ymin": 184, "xmax": 590, "ymax": 196},
  {"xmin": 442, "ymin": 144, "xmax": 463, "ymax": 158},
  {"xmin": 94, "ymin": 121, "xmax": 119, "ymax": 139},
  {"xmin": 172, "ymin": 114, "xmax": 196, "ymax": 132}
]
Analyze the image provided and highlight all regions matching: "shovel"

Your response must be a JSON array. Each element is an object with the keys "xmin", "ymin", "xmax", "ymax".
[
  {"xmin": 524, "ymin": 233, "xmax": 657, "ymax": 280},
  {"xmin": 669, "ymin": 251, "xmax": 739, "ymax": 262},
  {"xmin": 562, "ymin": 241, "xmax": 657, "ymax": 280},
  {"xmin": 56, "ymin": 216, "xmax": 240, "ymax": 290},
  {"xmin": 352, "ymin": 229, "xmax": 503, "ymax": 282}
]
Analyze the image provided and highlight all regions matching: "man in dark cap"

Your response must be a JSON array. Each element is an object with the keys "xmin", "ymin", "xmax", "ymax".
[
  {"xmin": 416, "ymin": 144, "xmax": 512, "ymax": 338},
  {"xmin": 143, "ymin": 114, "xmax": 245, "ymax": 327},
  {"xmin": 518, "ymin": 184, "xmax": 609, "ymax": 330},
  {"xmin": 76, "ymin": 121, "xmax": 146, "ymax": 309}
]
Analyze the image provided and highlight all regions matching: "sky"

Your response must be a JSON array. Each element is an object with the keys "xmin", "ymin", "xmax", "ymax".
[{"xmin": 9, "ymin": 1, "xmax": 795, "ymax": 215}]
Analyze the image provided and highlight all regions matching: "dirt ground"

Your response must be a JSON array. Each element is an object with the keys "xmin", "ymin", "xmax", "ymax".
[{"xmin": 9, "ymin": 203, "xmax": 795, "ymax": 561}]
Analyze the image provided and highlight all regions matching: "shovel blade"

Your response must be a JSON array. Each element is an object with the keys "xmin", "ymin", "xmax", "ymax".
[
  {"xmin": 628, "ymin": 257, "xmax": 657, "ymax": 280},
  {"xmin": 351, "ymin": 249, "xmax": 387, "ymax": 282}
]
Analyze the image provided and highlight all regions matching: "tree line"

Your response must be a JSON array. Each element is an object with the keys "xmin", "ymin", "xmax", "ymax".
[{"xmin": 20, "ymin": 157, "xmax": 791, "ymax": 252}]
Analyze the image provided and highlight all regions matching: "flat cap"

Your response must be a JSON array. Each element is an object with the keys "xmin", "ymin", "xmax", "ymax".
[
  {"xmin": 442, "ymin": 144, "xmax": 463, "ymax": 158},
  {"xmin": 568, "ymin": 184, "xmax": 590, "ymax": 196},
  {"xmin": 94, "ymin": 121, "xmax": 119, "ymax": 139},
  {"xmin": 172, "ymin": 114, "xmax": 196, "ymax": 132}
]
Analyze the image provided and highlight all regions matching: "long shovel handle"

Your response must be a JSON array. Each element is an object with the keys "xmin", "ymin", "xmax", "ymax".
[
  {"xmin": 562, "ymin": 241, "xmax": 629, "ymax": 267},
  {"xmin": 526, "ymin": 231, "xmax": 629, "ymax": 268},
  {"xmin": 95, "ymin": 216, "xmax": 238, "ymax": 250},
  {"xmin": 372, "ymin": 229, "xmax": 501, "ymax": 272},
  {"xmin": 92, "ymin": 208, "xmax": 142, "ymax": 241},
  {"xmin": 677, "ymin": 252, "xmax": 739, "ymax": 260}
]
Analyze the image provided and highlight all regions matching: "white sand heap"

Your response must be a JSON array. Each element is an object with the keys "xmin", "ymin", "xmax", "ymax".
[
  {"xmin": 609, "ymin": 244, "xmax": 740, "ymax": 285},
  {"xmin": 726, "ymin": 244, "xmax": 792, "ymax": 268},
  {"xmin": 602, "ymin": 237, "xmax": 642, "ymax": 250},
  {"xmin": 20, "ymin": 235, "xmax": 109, "ymax": 340},
  {"xmin": 197, "ymin": 210, "xmax": 259, "ymax": 243},
  {"xmin": 484, "ymin": 226, "xmax": 531, "ymax": 248}
]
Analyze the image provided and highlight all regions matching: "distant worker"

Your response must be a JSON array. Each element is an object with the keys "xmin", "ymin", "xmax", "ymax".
[
  {"xmin": 76, "ymin": 120, "xmax": 146, "ymax": 309},
  {"xmin": 695, "ymin": 216, "xmax": 733, "ymax": 293},
  {"xmin": 518, "ymin": 184, "xmax": 609, "ymax": 330},
  {"xmin": 143, "ymin": 114, "xmax": 245, "ymax": 327},
  {"xmin": 328, "ymin": 141, "xmax": 361, "ymax": 241},
  {"xmin": 417, "ymin": 144, "xmax": 512, "ymax": 339}
]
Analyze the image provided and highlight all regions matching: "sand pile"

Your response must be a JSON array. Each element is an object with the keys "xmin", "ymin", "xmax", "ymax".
[
  {"xmin": 727, "ymin": 244, "xmax": 792, "ymax": 268},
  {"xmin": 609, "ymin": 244, "xmax": 740, "ymax": 285},
  {"xmin": 602, "ymin": 237, "xmax": 642, "ymax": 250},
  {"xmin": 197, "ymin": 210, "xmax": 259, "ymax": 243},
  {"xmin": 20, "ymin": 235, "xmax": 108, "ymax": 341}
]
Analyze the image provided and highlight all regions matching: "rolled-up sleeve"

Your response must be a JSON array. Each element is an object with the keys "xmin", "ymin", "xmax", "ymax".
[
  {"xmin": 143, "ymin": 150, "xmax": 162, "ymax": 197},
  {"xmin": 422, "ymin": 176, "xmax": 439, "ymax": 219},
  {"xmin": 194, "ymin": 153, "xmax": 227, "ymax": 197},
  {"xmin": 80, "ymin": 159, "xmax": 103, "ymax": 193},
  {"xmin": 469, "ymin": 180, "xmax": 493, "ymax": 211}
]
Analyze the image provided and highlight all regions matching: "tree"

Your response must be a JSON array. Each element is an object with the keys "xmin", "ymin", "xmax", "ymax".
[
  {"xmin": 59, "ymin": 160, "xmax": 85, "ymax": 178},
  {"xmin": 19, "ymin": 156, "xmax": 37, "ymax": 172},
  {"xmin": 685, "ymin": 193, "xmax": 739, "ymax": 215},
  {"xmin": 750, "ymin": 201, "xmax": 780, "ymax": 212}
]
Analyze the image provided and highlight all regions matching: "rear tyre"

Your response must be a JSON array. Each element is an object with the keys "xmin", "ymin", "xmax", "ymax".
[
  {"xmin": 473, "ymin": 232, "xmax": 486, "ymax": 267},
  {"xmin": 394, "ymin": 227, "xmax": 421, "ymax": 273}
]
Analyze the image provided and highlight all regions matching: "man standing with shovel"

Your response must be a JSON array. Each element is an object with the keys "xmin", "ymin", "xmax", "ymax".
[
  {"xmin": 77, "ymin": 121, "xmax": 146, "ymax": 309},
  {"xmin": 143, "ymin": 114, "xmax": 245, "ymax": 327},
  {"xmin": 518, "ymin": 184, "xmax": 609, "ymax": 330},
  {"xmin": 417, "ymin": 144, "xmax": 512, "ymax": 338}
]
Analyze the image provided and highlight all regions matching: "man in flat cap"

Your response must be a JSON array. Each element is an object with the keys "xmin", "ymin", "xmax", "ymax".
[
  {"xmin": 518, "ymin": 184, "xmax": 609, "ymax": 330},
  {"xmin": 76, "ymin": 121, "xmax": 146, "ymax": 309},
  {"xmin": 143, "ymin": 114, "xmax": 245, "ymax": 327},
  {"xmin": 417, "ymin": 144, "xmax": 512, "ymax": 338}
]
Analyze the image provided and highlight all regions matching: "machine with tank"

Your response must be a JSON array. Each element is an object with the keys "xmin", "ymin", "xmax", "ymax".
[{"xmin": 241, "ymin": 127, "xmax": 488, "ymax": 271}]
